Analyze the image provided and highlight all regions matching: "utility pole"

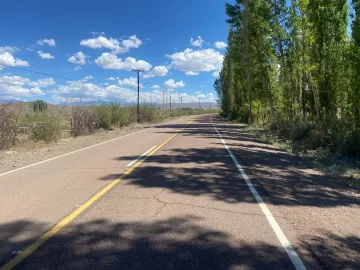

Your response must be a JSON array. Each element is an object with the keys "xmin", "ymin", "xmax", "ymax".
[
  {"xmin": 162, "ymin": 90, "xmax": 165, "ymax": 111},
  {"xmin": 199, "ymin": 97, "xmax": 201, "ymax": 109},
  {"xmin": 132, "ymin": 69, "xmax": 144, "ymax": 123}
]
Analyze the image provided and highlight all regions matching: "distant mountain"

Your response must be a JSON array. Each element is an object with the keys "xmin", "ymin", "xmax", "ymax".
[{"xmin": 0, "ymin": 99, "xmax": 25, "ymax": 104}]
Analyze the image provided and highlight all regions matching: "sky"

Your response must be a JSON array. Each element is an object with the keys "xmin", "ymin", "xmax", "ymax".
[{"xmin": 0, "ymin": 0, "xmax": 230, "ymax": 104}]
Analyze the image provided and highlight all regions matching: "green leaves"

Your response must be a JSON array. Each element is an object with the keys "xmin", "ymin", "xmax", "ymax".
[{"xmin": 216, "ymin": 0, "xmax": 359, "ymax": 132}]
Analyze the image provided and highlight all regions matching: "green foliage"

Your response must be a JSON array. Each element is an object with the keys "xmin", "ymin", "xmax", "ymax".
[
  {"xmin": 32, "ymin": 100, "xmax": 48, "ymax": 112},
  {"xmin": 91, "ymin": 104, "xmax": 112, "ymax": 130},
  {"xmin": 24, "ymin": 113, "xmax": 62, "ymax": 143},
  {"xmin": 217, "ymin": 0, "xmax": 360, "ymax": 158}
]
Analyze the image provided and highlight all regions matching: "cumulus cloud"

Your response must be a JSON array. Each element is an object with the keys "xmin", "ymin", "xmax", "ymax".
[
  {"xmin": 80, "ymin": 35, "xmax": 142, "ymax": 54},
  {"xmin": 37, "ymin": 50, "xmax": 55, "ymax": 59},
  {"xmin": 164, "ymin": 79, "xmax": 185, "ymax": 89},
  {"xmin": 143, "ymin": 65, "xmax": 168, "ymax": 78},
  {"xmin": 167, "ymin": 48, "xmax": 223, "ymax": 75},
  {"xmin": 0, "ymin": 46, "xmax": 29, "ymax": 69},
  {"xmin": 28, "ymin": 78, "xmax": 56, "ymax": 87},
  {"xmin": 190, "ymin": 36, "xmax": 204, "ymax": 47},
  {"xmin": 80, "ymin": 36, "xmax": 120, "ymax": 50},
  {"xmin": 95, "ymin": 53, "xmax": 151, "ymax": 71},
  {"xmin": 68, "ymin": 52, "xmax": 87, "ymax": 65},
  {"xmin": 37, "ymin": 39, "xmax": 56, "ymax": 47},
  {"xmin": 151, "ymin": 85, "xmax": 160, "ymax": 89},
  {"xmin": 118, "ymin": 77, "xmax": 138, "ymax": 88},
  {"xmin": 214, "ymin": 41, "xmax": 227, "ymax": 49},
  {"xmin": 52, "ymin": 79, "xmax": 216, "ymax": 105},
  {"xmin": 73, "ymin": 66, "xmax": 82, "ymax": 71},
  {"xmin": 0, "ymin": 75, "xmax": 49, "ymax": 99}
]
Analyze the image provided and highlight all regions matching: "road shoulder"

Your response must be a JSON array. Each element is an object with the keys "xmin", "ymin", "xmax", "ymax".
[{"xmin": 214, "ymin": 117, "xmax": 360, "ymax": 270}]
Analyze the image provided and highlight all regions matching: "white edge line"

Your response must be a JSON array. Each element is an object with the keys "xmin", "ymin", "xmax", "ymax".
[
  {"xmin": 0, "ymin": 117, "xmax": 188, "ymax": 178},
  {"xmin": 127, "ymin": 146, "xmax": 156, "ymax": 167},
  {"xmin": 210, "ymin": 117, "xmax": 306, "ymax": 270}
]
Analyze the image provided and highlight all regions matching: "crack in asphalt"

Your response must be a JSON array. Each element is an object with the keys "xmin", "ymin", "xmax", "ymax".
[{"xmin": 104, "ymin": 192, "xmax": 285, "ymax": 219}]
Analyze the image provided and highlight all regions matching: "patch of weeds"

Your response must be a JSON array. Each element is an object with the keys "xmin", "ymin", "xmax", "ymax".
[{"xmin": 247, "ymin": 125, "xmax": 360, "ymax": 188}]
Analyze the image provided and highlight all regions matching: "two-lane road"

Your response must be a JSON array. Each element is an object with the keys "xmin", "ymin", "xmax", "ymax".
[{"xmin": 1, "ymin": 115, "xmax": 306, "ymax": 269}]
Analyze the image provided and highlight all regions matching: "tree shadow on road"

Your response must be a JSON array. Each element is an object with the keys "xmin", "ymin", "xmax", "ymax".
[{"xmin": 1, "ymin": 216, "xmax": 296, "ymax": 269}]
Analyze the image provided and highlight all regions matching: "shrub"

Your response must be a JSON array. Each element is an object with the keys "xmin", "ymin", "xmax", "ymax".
[
  {"xmin": 139, "ymin": 104, "xmax": 160, "ymax": 122},
  {"xmin": 0, "ymin": 106, "xmax": 17, "ymax": 149},
  {"xmin": 71, "ymin": 106, "xmax": 97, "ymax": 136},
  {"xmin": 118, "ymin": 107, "xmax": 136, "ymax": 126},
  {"xmin": 291, "ymin": 122, "xmax": 315, "ymax": 141},
  {"xmin": 338, "ymin": 130, "xmax": 360, "ymax": 157},
  {"xmin": 92, "ymin": 105, "xmax": 112, "ymax": 130},
  {"xmin": 25, "ymin": 113, "xmax": 62, "ymax": 143}
]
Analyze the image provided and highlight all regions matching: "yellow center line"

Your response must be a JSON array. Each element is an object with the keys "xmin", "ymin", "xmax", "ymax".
[{"xmin": 1, "ymin": 120, "xmax": 193, "ymax": 270}]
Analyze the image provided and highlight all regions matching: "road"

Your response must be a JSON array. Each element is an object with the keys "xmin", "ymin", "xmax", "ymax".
[{"xmin": 0, "ymin": 115, "xmax": 359, "ymax": 269}]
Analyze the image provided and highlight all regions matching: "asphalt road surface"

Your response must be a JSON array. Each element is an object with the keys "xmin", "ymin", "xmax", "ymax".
[{"xmin": 0, "ymin": 115, "xmax": 359, "ymax": 270}]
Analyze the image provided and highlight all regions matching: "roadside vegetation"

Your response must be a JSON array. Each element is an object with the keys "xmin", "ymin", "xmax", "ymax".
[
  {"xmin": 0, "ymin": 101, "xmax": 219, "ymax": 150},
  {"xmin": 215, "ymin": 1, "xmax": 360, "ymax": 186}
]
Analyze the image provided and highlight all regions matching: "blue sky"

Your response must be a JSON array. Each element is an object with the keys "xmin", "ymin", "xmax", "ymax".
[{"xmin": 0, "ymin": 0, "xmax": 230, "ymax": 104}]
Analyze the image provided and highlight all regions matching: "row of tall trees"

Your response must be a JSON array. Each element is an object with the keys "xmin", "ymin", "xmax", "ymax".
[{"xmin": 215, "ymin": 0, "xmax": 360, "ymax": 130}]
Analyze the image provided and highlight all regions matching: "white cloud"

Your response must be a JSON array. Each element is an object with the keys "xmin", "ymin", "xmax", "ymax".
[
  {"xmin": 0, "ymin": 47, "xmax": 29, "ymax": 69},
  {"xmin": 28, "ymin": 78, "xmax": 56, "ymax": 87},
  {"xmin": 212, "ymin": 71, "xmax": 220, "ymax": 77},
  {"xmin": 37, "ymin": 39, "xmax": 56, "ymax": 47},
  {"xmin": 190, "ymin": 36, "xmax": 204, "ymax": 47},
  {"xmin": 80, "ymin": 36, "xmax": 120, "ymax": 50},
  {"xmin": 214, "ymin": 41, "xmax": 227, "ymax": 49},
  {"xmin": 0, "ymin": 75, "xmax": 48, "ymax": 99},
  {"xmin": 151, "ymin": 85, "xmax": 160, "ymax": 89},
  {"xmin": 0, "ymin": 46, "xmax": 20, "ymax": 54},
  {"xmin": 185, "ymin": 71, "xmax": 199, "ymax": 76},
  {"xmin": 68, "ymin": 52, "xmax": 87, "ymax": 65},
  {"xmin": 167, "ymin": 48, "xmax": 223, "ymax": 75},
  {"xmin": 73, "ymin": 66, "xmax": 82, "ymax": 71},
  {"xmin": 143, "ymin": 65, "xmax": 168, "ymax": 78},
  {"xmin": 106, "ymin": 77, "xmax": 119, "ymax": 81},
  {"xmin": 53, "ymin": 81, "xmax": 106, "ymax": 100},
  {"xmin": 80, "ymin": 35, "xmax": 142, "ymax": 54},
  {"xmin": 152, "ymin": 66, "xmax": 168, "ymax": 76},
  {"xmin": 164, "ymin": 79, "xmax": 185, "ymax": 89},
  {"xmin": 52, "ymin": 79, "xmax": 216, "ymax": 105},
  {"xmin": 118, "ymin": 77, "xmax": 138, "ymax": 88},
  {"xmin": 121, "ymin": 35, "xmax": 142, "ymax": 51},
  {"xmin": 37, "ymin": 50, "xmax": 55, "ymax": 59},
  {"xmin": 95, "ymin": 53, "xmax": 151, "ymax": 71}
]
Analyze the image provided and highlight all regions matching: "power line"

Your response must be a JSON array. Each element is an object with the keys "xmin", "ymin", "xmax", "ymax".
[{"xmin": 3, "ymin": 66, "xmax": 74, "ymax": 81}]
